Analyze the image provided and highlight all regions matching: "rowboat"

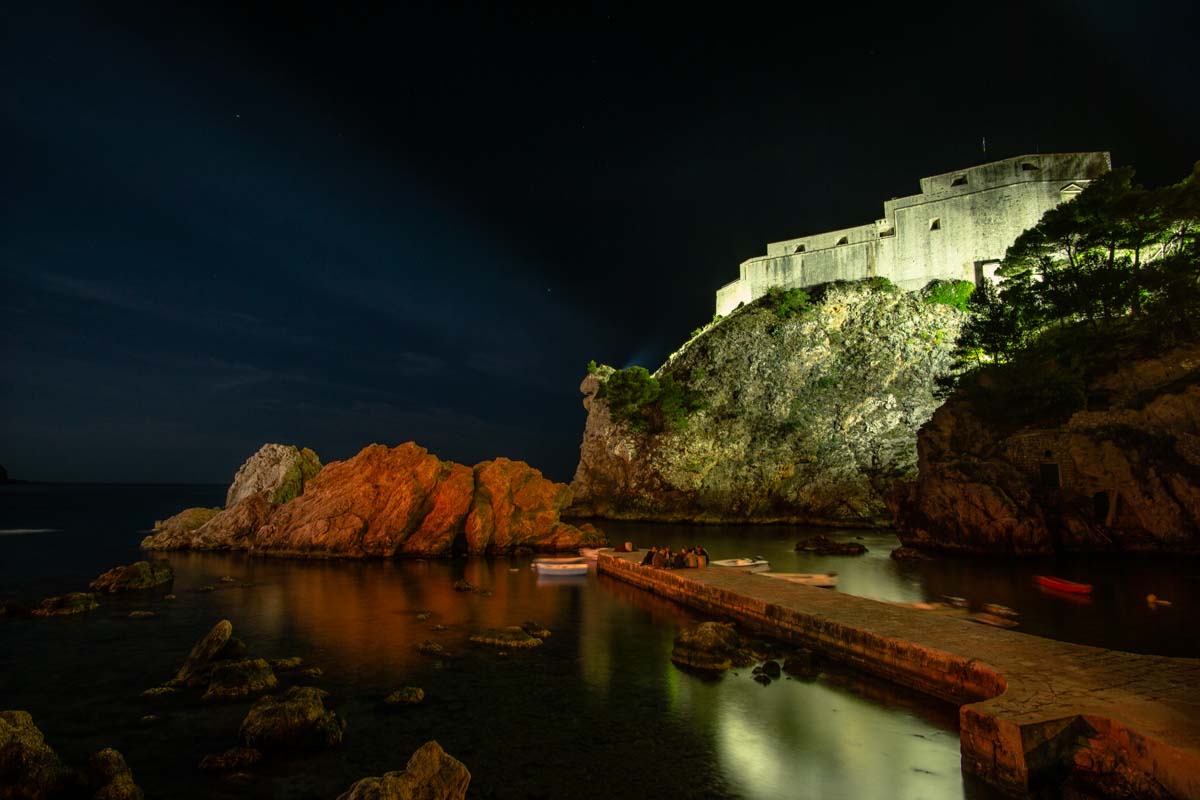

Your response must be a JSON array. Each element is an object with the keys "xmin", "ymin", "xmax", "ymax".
[
  {"xmin": 579, "ymin": 548, "xmax": 611, "ymax": 561},
  {"xmin": 1034, "ymin": 575, "xmax": 1093, "ymax": 594},
  {"xmin": 710, "ymin": 558, "xmax": 770, "ymax": 573},
  {"xmin": 532, "ymin": 556, "xmax": 587, "ymax": 566},
  {"xmin": 757, "ymin": 572, "xmax": 838, "ymax": 588},
  {"xmin": 533, "ymin": 562, "xmax": 588, "ymax": 576}
]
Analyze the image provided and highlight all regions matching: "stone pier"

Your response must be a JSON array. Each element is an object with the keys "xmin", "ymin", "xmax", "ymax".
[{"xmin": 598, "ymin": 551, "xmax": 1200, "ymax": 798}]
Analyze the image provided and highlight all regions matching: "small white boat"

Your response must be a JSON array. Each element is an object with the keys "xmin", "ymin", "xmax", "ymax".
[
  {"xmin": 579, "ymin": 547, "xmax": 611, "ymax": 561},
  {"xmin": 758, "ymin": 572, "xmax": 839, "ymax": 588},
  {"xmin": 710, "ymin": 558, "xmax": 771, "ymax": 573},
  {"xmin": 532, "ymin": 562, "xmax": 589, "ymax": 576},
  {"xmin": 531, "ymin": 556, "xmax": 587, "ymax": 566}
]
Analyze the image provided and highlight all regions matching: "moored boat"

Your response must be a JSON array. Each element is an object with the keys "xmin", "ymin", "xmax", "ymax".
[
  {"xmin": 532, "ymin": 556, "xmax": 587, "ymax": 566},
  {"xmin": 710, "ymin": 558, "xmax": 770, "ymax": 573},
  {"xmin": 579, "ymin": 547, "xmax": 611, "ymax": 561},
  {"xmin": 758, "ymin": 572, "xmax": 838, "ymax": 588},
  {"xmin": 1034, "ymin": 575, "xmax": 1093, "ymax": 594},
  {"xmin": 533, "ymin": 562, "xmax": 589, "ymax": 576}
]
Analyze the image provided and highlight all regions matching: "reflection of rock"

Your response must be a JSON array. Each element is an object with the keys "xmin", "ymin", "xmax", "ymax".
[
  {"xmin": 90, "ymin": 560, "xmax": 173, "ymax": 593},
  {"xmin": 202, "ymin": 659, "xmax": 278, "ymax": 702},
  {"xmin": 88, "ymin": 747, "xmax": 143, "ymax": 800},
  {"xmin": 384, "ymin": 687, "xmax": 425, "ymax": 707},
  {"xmin": 227, "ymin": 443, "xmax": 322, "ymax": 507},
  {"xmin": 239, "ymin": 687, "xmax": 345, "ymax": 752},
  {"xmin": 670, "ymin": 622, "xmax": 743, "ymax": 673},
  {"xmin": 0, "ymin": 710, "xmax": 80, "ymax": 798},
  {"xmin": 32, "ymin": 592, "xmax": 98, "ymax": 617},
  {"xmin": 469, "ymin": 627, "xmax": 543, "ymax": 649},
  {"xmin": 794, "ymin": 534, "xmax": 867, "ymax": 555},
  {"xmin": 146, "ymin": 442, "xmax": 604, "ymax": 558},
  {"xmin": 336, "ymin": 741, "xmax": 470, "ymax": 800},
  {"xmin": 174, "ymin": 620, "xmax": 233, "ymax": 686},
  {"xmin": 198, "ymin": 747, "xmax": 263, "ymax": 773}
]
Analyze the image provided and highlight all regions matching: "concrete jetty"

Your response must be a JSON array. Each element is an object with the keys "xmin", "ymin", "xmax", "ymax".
[{"xmin": 598, "ymin": 551, "xmax": 1200, "ymax": 798}]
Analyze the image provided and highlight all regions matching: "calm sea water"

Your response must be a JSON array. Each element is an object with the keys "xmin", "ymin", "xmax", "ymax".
[{"xmin": 2, "ymin": 484, "xmax": 1194, "ymax": 799}]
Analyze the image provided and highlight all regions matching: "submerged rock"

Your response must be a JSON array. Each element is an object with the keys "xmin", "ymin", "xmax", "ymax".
[
  {"xmin": 239, "ymin": 687, "xmax": 345, "ymax": 752},
  {"xmin": 468, "ymin": 627, "xmax": 543, "ymax": 649},
  {"xmin": 670, "ymin": 622, "xmax": 743, "ymax": 673},
  {"xmin": 384, "ymin": 687, "xmax": 425, "ymax": 707},
  {"xmin": 336, "ymin": 741, "xmax": 470, "ymax": 800},
  {"xmin": 203, "ymin": 659, "xmax": 278, "ymax": 702},
  {"xmin": 198, "ymin": 747, "xmax": 263, "ymax": 773},
  {"xmin": 451, "ymin": 579, "xmax": 475, "ymax": 593},
  {"xmin": 270, "ymin": 657, "xmax": 303, "ymax": 672},
  {"xmin": 32, "ymin": 592, "xmax": 98, "ymax": 617},
  {"xmin": 520, "ymin": 621, "xmax": 551, "ymax": 638},
  {"xmin": 794, "ymin": 535, "xmax": 867, "ymax": 555},
  {"xmin": 90, "ymin": 560, "xmax": 174, "ymax": 593},
  {"xmin": 128, "ymin": 611, "xmax": 156, "ymax": 619}
]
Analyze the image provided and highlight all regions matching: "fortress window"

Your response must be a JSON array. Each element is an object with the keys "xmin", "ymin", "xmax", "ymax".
[
  {"xmin": 1021, "ymin": 162, "xmax": 1040, "ymax": 172},
  {"xmin": 929, "ymin": 218, "xmax": 941, "ymax": 231},
  {"xmin": 793, "ymin": 244, "xmax": 806, "ymax": 254},
  {"xmin": 835, "ymin": 236, "xmax": 848, "ymax": 246},
  {"xmin": 951, "ymin": 175, "xmax": 968, "ymax": 187}
]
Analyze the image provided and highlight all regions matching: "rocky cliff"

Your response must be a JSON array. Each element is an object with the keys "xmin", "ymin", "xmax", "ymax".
[
  {"xmin": 570, "ymin": 281, "xmax": 967, "ymax": 524},
  {"xmin": 888, "ymin": 342, "xmax": 1200, "ymax": 555},
  {"xmin": 144, "ymin": 442, "xmax": 603, "ymax": 557}
]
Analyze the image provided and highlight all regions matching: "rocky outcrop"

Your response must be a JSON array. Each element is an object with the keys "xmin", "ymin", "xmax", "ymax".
[
  {"xmin": 336, "ymin": 741, "xmax": 470, "ymax": 800},
  {"xmin": 889, "ymin": 342, "xmax": 1200, "ymax": 555},
  {"xmin": 144, "ymin": 443, "xmax": 604, "ymax": 557},
  {"xmin": 239, "ymin": 687, "xmax": 345, "ymax": 752},
  {"xmin": 0, "ymin": 710, "xmax": 79, "ymax": 798},
  {"xmin": 570, "ymin": 281, "xmax": 966, "ymax": 525},
  {"xmin": 89, "ymin": 561, "xmax": 173, "ymax": 593},
  {"xmin": 31, "ymin": 593, "xmax": 98, "ymax": 617},
  {"xmin": 148, "ymin": 507, "xmax": 220, "ymax": 543},
  {"xmin": 670, "ymin": 621, "xmax": 748, "ymax": 673},
  {"xmin": 226, "ymin": 444, "xmax": 322, "ymax": 507}
]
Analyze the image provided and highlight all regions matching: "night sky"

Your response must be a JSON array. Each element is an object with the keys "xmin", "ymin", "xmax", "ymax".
[{"xmin": 2, "ymin": 1, "xmax": 1197, "ymax": 484}]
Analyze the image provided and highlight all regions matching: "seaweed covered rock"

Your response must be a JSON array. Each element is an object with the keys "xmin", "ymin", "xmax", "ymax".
[
  {"xmin": 202, "ymin": 659, "xmax": 278, "ymax": 702},
  {"xmin": 0, "ymin": 710, "xmax": 80, "ymax": 799},
  {"xmin": 336, "ymin": 741, "xmax": 470, "ymax": 800},
  {"xmin": 89, "ymin": 561, "xmax": 173, "ymax": 593},
  {"xmin": 670, "ymin": 622, "xmax": 744, "ymax": 673},
  {"xmin": 226, "ymin": 443, "xmax": 323, "ymax": 507},
  {"xmin": 384, "ymin": 687, "xmax": 425, "ymax": 707},
  {"xmin": 239, "ymin": 687, "xmax": 345, "ymax": 752},
  {"xmin": 32, "ymin": 592, "xmax": 98, "ymax": 617}
]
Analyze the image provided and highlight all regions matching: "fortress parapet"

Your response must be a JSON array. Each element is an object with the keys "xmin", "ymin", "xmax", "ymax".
[{"xmin": 716, "ymin": 152, "xmax": 1112, "ymax": 316}]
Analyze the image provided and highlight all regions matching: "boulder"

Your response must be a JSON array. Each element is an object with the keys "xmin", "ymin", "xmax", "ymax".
[
  {"xmin": 173, "ymin": 620, "xmax": 233, "ymax": 686},
  {"xmin": 198, "ymin": 747, "xmax": 263, "ymax": 773},
  {"xmin": 88, "ymin": 748, "xmax": 142, "ymax": 800},
  {"xmin": 336, "ymin": 741, "xmax": 470, "ymax": 800},
  {"xmin": 239, "ymin": 687, "xmax": 345, "ymax": 752},
  {"xmin": 794, "ymin": 534, "xmax": 867, "ymax": 555},
  {"xmin": 32, "ymin": 592, "xmax": 98, "ymax": 617},
  {"xmin": 89, "ymin": 561, "xmax": 173, "ymax": 593},
  {"xmin": 0, "ymin": 710, "xmax": 80, "ymax": 799},
  {"xmin": 670, "ymin": 622, "xmax": 743, "ymax": 673},
  {"xmin": 226, "ymin": 443, "xmax": 322, "ymax": 507},
  {"xmin": 384, "ymin": 687, "xmax": 425, "ymax": 707},
  {"xmin": 468, "ymin": 627, "xmax": 543, "ymax": 649},
  {"xmin": 202, "ymin": 659, "xmax": 278, "ymax": 702}
]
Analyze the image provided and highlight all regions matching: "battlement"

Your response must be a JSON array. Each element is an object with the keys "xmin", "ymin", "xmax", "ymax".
[{"xmin": 716, "ymin": 152, "xmax": 1112, "ymax": 316}]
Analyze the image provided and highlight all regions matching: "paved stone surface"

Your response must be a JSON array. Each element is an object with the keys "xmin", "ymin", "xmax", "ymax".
[{"xmin": 599, "ymin": 551, "xmax": 1200, "ymax": 798}]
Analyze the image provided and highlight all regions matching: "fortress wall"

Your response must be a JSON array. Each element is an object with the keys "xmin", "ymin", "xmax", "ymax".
[
  {"xmin": 766, "ymin": 222, "xmax": 877, "ymax": 257},
  {"xmin": 715, "ymin": 279, "xmax": 752, "ymax": 315}
]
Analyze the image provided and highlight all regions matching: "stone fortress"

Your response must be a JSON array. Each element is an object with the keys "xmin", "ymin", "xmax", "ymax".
[{"xmin": 715, "ymin": 152, "xmax": 1112, "ymax": 316}]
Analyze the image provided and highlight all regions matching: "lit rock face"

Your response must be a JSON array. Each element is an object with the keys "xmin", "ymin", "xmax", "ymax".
[
  {"xmin": 570, "ymin": 282, "xmax": 966, "ymax": 525},
  {"xmin": 336, "ymin": 741, "xmax": 470, "ymax": 800},
  {"xmin": 889, "ymin": 342, "xmax": 1200, "ymax": 555},
  {"xmin": 226, "ymin": 443, "xmax": 322, "ymax": 507},
  {"xmin": 144, "ymin": 443, "xmax": 603, "ymax": 557}
]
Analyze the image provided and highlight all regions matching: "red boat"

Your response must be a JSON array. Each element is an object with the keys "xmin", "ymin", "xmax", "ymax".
[{"xmin": 1035, "ymin": 575, "xmax": 1093, "ymax": 594}]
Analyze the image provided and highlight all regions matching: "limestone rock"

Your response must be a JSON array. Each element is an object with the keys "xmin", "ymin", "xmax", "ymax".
[
  {"xmin": 226, "ymin": 443, "xmax": 322, "ymax": 507},
  {"xmin": 670, "ymin": 622, "xmax": 743, "ymax": 673},
  {"xmin": 239, "ymin": 687, "xmax": 345, "ymax": 752},
  {"xmin": 141, "ymin": 493, "xmax": 273, "ymax": 552},
  {"xmin": 32, "ymin": 592, "xmax": 98, "ymax": 617},
  {"xmin": 174, "ymin": 620, "xmax": 233, "ymax": 686},
  {"xmin": 202, "ymin": 658, "xmax": 278, "ymax": 702},
  {"xmin": 89, "ymin": 561, "xmax": 173, "ymax": 593},
  {"xmin": 336, "ymin": 741, "xmax": 470, "ymax": 800},
  {"xmin": 88, "ymin": 748, "xmax": 142, "ymax": 800},
  {"xmin": 463, "ymin": 458, "xmax": 574, "ymax": 552},
  {"xmin": 0, "ymin": 710, "xmax": 80, "ymax": 799},
  {"xmin": 569, "ymin": 281, "xmax": 967, "ymax": 525},
  {"xmin": 144, "ymin": 507, "xmax": 220, "ymax": 548},
  {"xmin": 889, "ymin": 341, "xmax": 1200, "ymax": 555}
]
